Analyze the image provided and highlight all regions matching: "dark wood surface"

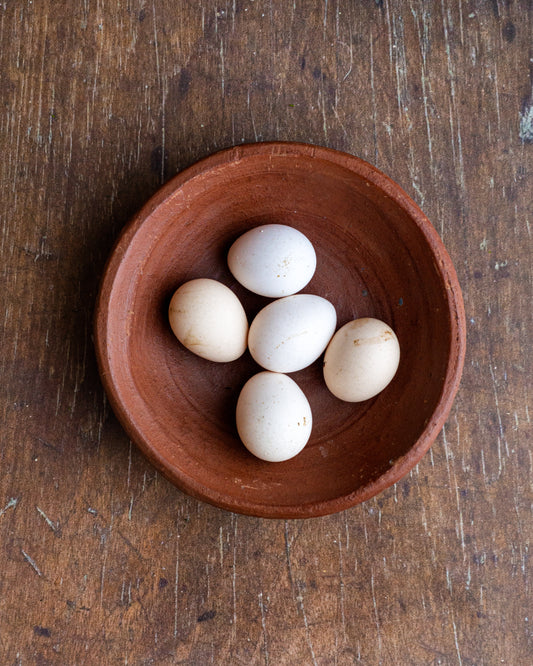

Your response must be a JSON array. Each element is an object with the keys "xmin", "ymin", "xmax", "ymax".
[{"xmin": 1, "ymin": 1, "xmax": 531, "ymax": 664}]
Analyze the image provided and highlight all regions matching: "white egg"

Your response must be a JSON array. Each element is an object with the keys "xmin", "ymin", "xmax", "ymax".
[
  {"xmin": 236, "ymin": 372, "xmax": 313, "ymax": 462},
  {"xmin": 248, "ymin": 294, "xmax": 337, "ymax": 373},
  {"xmin": 227, "ymin": 224, "xmax": 316, "ymax": 297},
  {"xmin": 323, "ymin": 318, "xmax": 400, "ymax": 402},
  {"xmin": 168, "ymin": 278, "xmax": 248, "ymax": 362}
]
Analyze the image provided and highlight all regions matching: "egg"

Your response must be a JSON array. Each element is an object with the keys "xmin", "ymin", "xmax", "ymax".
[
  {"xmin": 323, "ymin": 318, "xmax": 400, "ymax": 402},
  {"xmin": 236, "ymin": 371, "xmax": 313, "ymax": 462},
  {"xmin": 227, "ymin": 224, "xmax": 316, "ymax": 297},
  {"xmin": 168, "ymin": 278, "xmax": 248, "ymax": 362},
  {"xmin": 248, "ymin": 294, "xmax": 337, "ymax": 373}
]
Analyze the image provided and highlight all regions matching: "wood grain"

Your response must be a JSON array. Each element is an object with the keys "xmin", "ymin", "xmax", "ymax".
[{"xmin": 0, "ymin": 1, "xmax": 531, "ymax": 664}]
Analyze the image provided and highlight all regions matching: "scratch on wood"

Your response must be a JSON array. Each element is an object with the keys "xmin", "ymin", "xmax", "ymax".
[
  {"xmin": 392, "ymin": 13, "xmax": 407, "ymax": 116},
  {"xmin": 231, "ymin": 514, "xmax": 238, "ymax": 637},
  {"xmin": 36, "ymin": 506, "xmax": 60, "ymax": 535},
  {"xmin": 247, "ymin": 88, "xmax": 258, "ymax": 142},
  {"xmin": 384, "ymin": 0, "xmax": 394, "ymax": 74},
  {"xmin": 445, "ymin": 415, "xmax": 467, "ymax": 558},
  {"xmin": 446, "ymin": 566, "xmax": 453, "ymax": 593},
  {"xmin": 342, "ymin": 26, "xmax": 353, "ymax": 82},
  {"xmin": 258, "ymin": 591, "xmax": 269, "ymax": 665},
  {"xmin": 297, "ymin": 581, "xmax": 317, "ymax": 666},
  {"xmin": 152, "ymin": 2, "xmax": 161, "ymax": 92},
  {"xmin": 0, "ymin": 497, "xmax": 18, "ymax": 518},
  {"xmin": 441, "ymin": 0, "xmax": 465, "ymax": 192},
  {"xmin": 452, "ymin": 617, "xmax": 463, "ymax": 666},
  {"xmin": 116, "ymin": 530, "xmax": 145, "ymax": 563},
  {"xmin": 284, "ymin": 523, "xmax": 316, "ymax": 664},
  {"xmin": 337, "ymin": 529, "xmax": 347, "ymax": 644},
  {"xmin": 320, "ymin": 90, "xmax": 329, "ymax": 142},
  {"xmin": 21, "ymin": 549, "xmax": 42, "ymax": 576},
  {"xmin": 100, "ymin": 557, "xmax": 107, "ymax": 605},
  {"xmin": 142, "ymin": 471, "xmax": 147, "ymax": 493},
  {"xmin": 344, "ymin": 514, "xmax": 350, "ymax": 551},
  {"xmin": 420, "ymin": 499, "xmax": 429, "ymax": 533},
  {"xmin": 411, "ymin": 5, "xmax": 435, "ymax": 170},
  {"xmin": 127, "ymin": 441, "xmax": 132, "ymax": 489},
  {"xmin": 480, "ymin": 447, "xmax": 487, "ymax": 482},
  {"xmin": 493, "ymin": 60, "xmax": 501, "ymax": 130},
  {"xmin": 441, "ymin": 424, "xmax": 455, "ymax": 491},
  {"xmin": 34, "ymin": 435, "xmax": 60, "ymax": 453},
  {"xmin": 152, "ymin": 0, "xmax": 166, "ymax": 184},
  {"xmin": 219, "ymin": 525, "xmax": 224, "ymax": 567},
  {"xmin": 220, "ymin": 38, "xmax": 225, "ymax": 97},
  {"xmin": 205, "ymin": 561, "xmax": 211, "ymax": 600},
  {"xmin": 465, "ymin": 563, "xmax": 471, "ymax": 590},
  {"xmin": 370, "ymin": 568, "xmax": 382, "ymax": 653},
  {"xmin": 35, "ymin": 12, "xmax": 49, "ymax": 147},
  {"xmin": 99, "ymin": 510, "xmax": 115, "ymax": 604},
  {"xmin": 174, "ymin": 527, "xmax": 180, "ymax": 638},
  {"xmin": 284, "ymin": 521, "xmax": 295, "ymax": 587},
  {"xmin": 519, "ymin": 104, "xmax": 533, "ymax": 143},
  {"xmin": 489, "ymin": 363, "xmax": 509, "ymax": 470},
  {"xmin": 369, "ymin": 29, "xmax": 378, "ymax": 163}
]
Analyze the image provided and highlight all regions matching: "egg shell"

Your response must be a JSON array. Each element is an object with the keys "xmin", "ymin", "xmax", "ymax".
[
  {"xmin": 227, "ymin": 224, "xmax": 317, "ymax": 297},
  {"xmin": 236, "ymin": 371, "xmax": 313, "ymax": 462},
  {"xmin": 323, "ymin": 317, "xmax": 400, "ymax": 402},
  {"xmin": 168, "ymin": 278, "xmax": 248, "ymax": 362},
  {"xmin": 248, "ymin": 294, "xmax": 337, "ymax": 373}
]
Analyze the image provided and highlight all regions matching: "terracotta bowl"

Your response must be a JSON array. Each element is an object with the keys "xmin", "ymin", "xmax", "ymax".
[{"xmin": 94, "ymin": 142, "xmax": 466, "ymax": 518}]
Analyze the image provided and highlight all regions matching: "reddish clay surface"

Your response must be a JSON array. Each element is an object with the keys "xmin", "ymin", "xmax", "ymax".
[{"xmin": 94, "ymin": 142, "xmax": 466, "ymax": 518}]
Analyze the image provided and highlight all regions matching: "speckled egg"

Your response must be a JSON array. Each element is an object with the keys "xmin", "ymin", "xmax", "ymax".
[
  {"xmin": 248, "ymin": 294, "xmax": 337, "ymax": 373},
  {"xmin": 236, "ymin": 371, "xmax": 313, "ymax": 462},
  {"xmin": 227, "ymin": 224, "xmax": 316, "ymax": 297},
  {"xmin": 168, "ymin": 278, "xmax": 248, "ymax": 362},
  {"xmin": 323, "ymin": 317, "xmax": 400, "ymax": 402}
]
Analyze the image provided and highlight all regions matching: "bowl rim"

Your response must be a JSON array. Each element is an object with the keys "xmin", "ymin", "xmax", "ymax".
[{"xmin": 94, "ymin": 141, "xmax": 466, "ymax": 518}]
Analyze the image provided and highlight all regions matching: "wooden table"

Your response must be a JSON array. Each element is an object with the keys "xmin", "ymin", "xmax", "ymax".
[{"xmin": 1, "ymin": 2, "xmax": 531, "ymax": 664}]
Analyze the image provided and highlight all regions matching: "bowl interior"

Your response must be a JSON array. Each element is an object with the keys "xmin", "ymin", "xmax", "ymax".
[{"xmin": 97, "ymin": 144, "xmax": 464, "ymax": 518}]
